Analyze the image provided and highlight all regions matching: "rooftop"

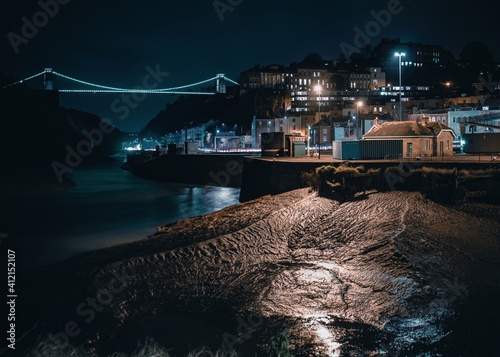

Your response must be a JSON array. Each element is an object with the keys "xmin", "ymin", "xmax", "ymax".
[{"xmin": 364, "ymin": 121, "xmax": 433, "ymax": 137}]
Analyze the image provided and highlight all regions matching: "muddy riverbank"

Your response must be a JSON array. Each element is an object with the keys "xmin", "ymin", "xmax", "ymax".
[{"xmin": 13, "ymin": 189, "xmax": 500, "ymax": 357}]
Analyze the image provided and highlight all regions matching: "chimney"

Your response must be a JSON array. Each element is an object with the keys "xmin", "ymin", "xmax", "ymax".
[{"xmin": 374, "ymin": 117, "xmax": 380, "ymax": 126}]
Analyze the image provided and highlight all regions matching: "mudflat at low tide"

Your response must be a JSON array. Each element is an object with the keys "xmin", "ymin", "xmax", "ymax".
[{"xmin": 16, "ymin": 189, "xmax": 500, "ymax": 356}]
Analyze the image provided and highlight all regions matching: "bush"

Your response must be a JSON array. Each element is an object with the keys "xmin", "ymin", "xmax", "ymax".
[
  {"xmin": 418, "ymin": 166, "xmax": 455, "ymax": 176},
  {"xmin": 300, "ymin": 170, "xmax": 320, "ymax": 191},
  {"xmin": 367, "ymin": 167, "xmax": 382, "ymax": 175}
]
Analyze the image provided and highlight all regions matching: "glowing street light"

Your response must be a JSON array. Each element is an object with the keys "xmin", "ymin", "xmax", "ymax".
[
  {"xmin": 394, "ymin": 52, "xmax": 405, "ymax": 121},
  {"xmin": 356, "ymin": 101, "xmax": 363, "ymax": 138},
  {"xmin": 314, "ymin": 84, "xmax": 322, "ymax": 159}
]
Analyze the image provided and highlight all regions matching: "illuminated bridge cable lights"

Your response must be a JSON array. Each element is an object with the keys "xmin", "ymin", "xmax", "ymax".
[
  {"xmin": 1, "ymin": 71, "xmax": 46, "ymax": 89},
  {"xmin": 1, "ymin": 69, "xmax": 239, "ymax": 94},
  {"xmin": 52, "ymin": 71, "xmax": 221, "ymax": 93},
  {"xmin": 222, "ymin": 76, "xmax": 239, "ymax": 85}
]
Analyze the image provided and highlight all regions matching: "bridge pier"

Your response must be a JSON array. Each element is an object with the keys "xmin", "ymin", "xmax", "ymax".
[
  {"xmin": 43, "ymin": 68, "xmax": 56, "ymax": 90},
  {"xmin": 216, "ymin": 74, "xmax": 226, "ymax": 94}
]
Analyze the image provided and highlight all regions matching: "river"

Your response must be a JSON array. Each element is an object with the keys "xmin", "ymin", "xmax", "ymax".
[{"xmin": 5, "ymin": 157, "xmax": 240, "ymax": 270}]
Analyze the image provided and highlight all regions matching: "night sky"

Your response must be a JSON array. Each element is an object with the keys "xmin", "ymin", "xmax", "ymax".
[{"xmin": 1, "ymin": 0, "xmax": 499, "ymax": 132}]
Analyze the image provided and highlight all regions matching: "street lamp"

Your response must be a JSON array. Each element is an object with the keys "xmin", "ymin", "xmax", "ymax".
[
  {"xmin": 356, "ymin": 101, "xmax": 363, "ymax": 139},
  {"xmin": 307, "ymin": 125, "xmax": 311, "ymax": 156},
  {"xmin": 394, "ymin": 52, "xmax": 405, "ymax": 121},
  {"xmin": 314, "ymin": 84, "xmax": 322, "ymax": 159},
  {"xmin": 214, "ymin": 127, "xmax": 220, "ymax": 151}
]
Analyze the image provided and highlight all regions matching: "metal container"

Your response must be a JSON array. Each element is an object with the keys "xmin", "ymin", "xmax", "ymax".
[
  {"xmin": 332, "ymin": 141, "xmax": 342, "ymax": 159},
  {"xmin": 360, "ymin": 140, "xmax": 403, "ymax": 159},
  {"xmin": 463, "ymin": 133, "xmax": 500, "ymax": 153},
  {"xmin": 342, "ymin": 140, "xmax": 361, "ymax": 160}
]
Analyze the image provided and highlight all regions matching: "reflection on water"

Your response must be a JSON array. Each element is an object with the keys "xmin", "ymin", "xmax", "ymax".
[{"xmin": 7, "ymin": 160, "xmax": 240, "ymax": 269}]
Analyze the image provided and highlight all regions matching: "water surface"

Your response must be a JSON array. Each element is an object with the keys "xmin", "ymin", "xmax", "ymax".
[{"xmin": 6, "ymin": 159, "xmax": 240, "ymax": 269}]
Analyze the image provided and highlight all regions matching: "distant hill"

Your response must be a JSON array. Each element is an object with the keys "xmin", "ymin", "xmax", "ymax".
[
  {"xmin": 0, "ymin": 89, "xmax": 127, "ymax": 176},
  {"xmin": 141, "ymin": 87, "xmax": 287, "ymax": 137}
]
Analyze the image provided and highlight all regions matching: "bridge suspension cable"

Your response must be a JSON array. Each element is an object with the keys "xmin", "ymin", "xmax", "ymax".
[
  {"xmin": 1, "ymin": 71, "xmax": 46, "ymax": 89},
  {"xmin": 2, "ymin": 69, "xmax": 239, "ymax": 95}
]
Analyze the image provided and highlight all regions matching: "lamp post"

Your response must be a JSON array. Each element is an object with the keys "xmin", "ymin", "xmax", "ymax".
[
  {"xmin": 394, "ymin": 52, "xmax": 405, "ymax": 121},
  {"xmin": 314, "ymin": 84, "xmax": 322, "ymax": 159},
  {"xmin": 307, "ymin": 125, "xmax": 311, "ymax": 156},
  {"xmin": 214, "ymin": 127, "xmax": 219, "ymax": 151},
  {"xmin": 356, "ymin": 101, "xmax": 363, "ymax": 139}
]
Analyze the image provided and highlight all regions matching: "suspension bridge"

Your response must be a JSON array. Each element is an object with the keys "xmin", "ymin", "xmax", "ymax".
[{"xmin": 1, "ymin": 68, "xmax": 239, "ymax": 95}]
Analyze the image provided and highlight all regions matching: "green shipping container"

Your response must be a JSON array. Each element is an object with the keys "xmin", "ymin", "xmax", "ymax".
[
  {"xmin": 339, "ymin": 140, "xmax": 403, "ymax": 160},
  {"xmin": 342, "ymin": 141, "xmax": 361, "ymax": 160},
  {"xmin": 360, "ymin": 140, "xmax": 403, "ymax": 159}
]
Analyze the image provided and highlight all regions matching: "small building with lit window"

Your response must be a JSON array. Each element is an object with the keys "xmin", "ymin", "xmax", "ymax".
[
  {"xmin": 363, "ymin": 119, "xmax": 455, "ymax": 157},
  {"xmin": 251, "ymin": 116, "xmax": 303, "ymax": 148},
  {"xmin": 311, "ymin": 120, "xmax": 332, "ymax": 147}
]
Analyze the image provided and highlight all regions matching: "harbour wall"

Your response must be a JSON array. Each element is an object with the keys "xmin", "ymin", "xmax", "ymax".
[
  {"xmin": 125, "ymin": 152, "xmax": 499, "ymax": 203},
  {"xmin": 125, "ymin": 153, "xmax": 254, "ymax": 187},
  {"xmin": 239, "ymin": 158, "xmax": 499, "ymax": 202}
]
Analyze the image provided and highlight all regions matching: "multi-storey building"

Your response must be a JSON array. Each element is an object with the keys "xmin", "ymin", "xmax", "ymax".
[
  {"xmin": 409, "ymin": 107, "xmax": 500, "ymax": 152},
  {"xmin": 239, "ymin": 65, "xmax": 292, "ymax": 94},
  {"xmin": 372, "ymin": 38, "xmax": 456, "ymax": 85},
  {"xmin": 349, "ymin": 67, "xmax": 386, "ymax": 90}
]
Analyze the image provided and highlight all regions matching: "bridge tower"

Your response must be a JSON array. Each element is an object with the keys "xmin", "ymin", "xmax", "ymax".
[
  {"xmin": 216, "ymin": 74, "xmax": 226, "ymax": 94},
  {"xmin": 43, "ymin": 68, "xmax": 56, "ymax": 90}
]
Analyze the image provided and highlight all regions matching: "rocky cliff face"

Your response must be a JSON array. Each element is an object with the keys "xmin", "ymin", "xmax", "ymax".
[{"xmin": 0, "ymin": 90, "xmax": 125, "ymax": 177}]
